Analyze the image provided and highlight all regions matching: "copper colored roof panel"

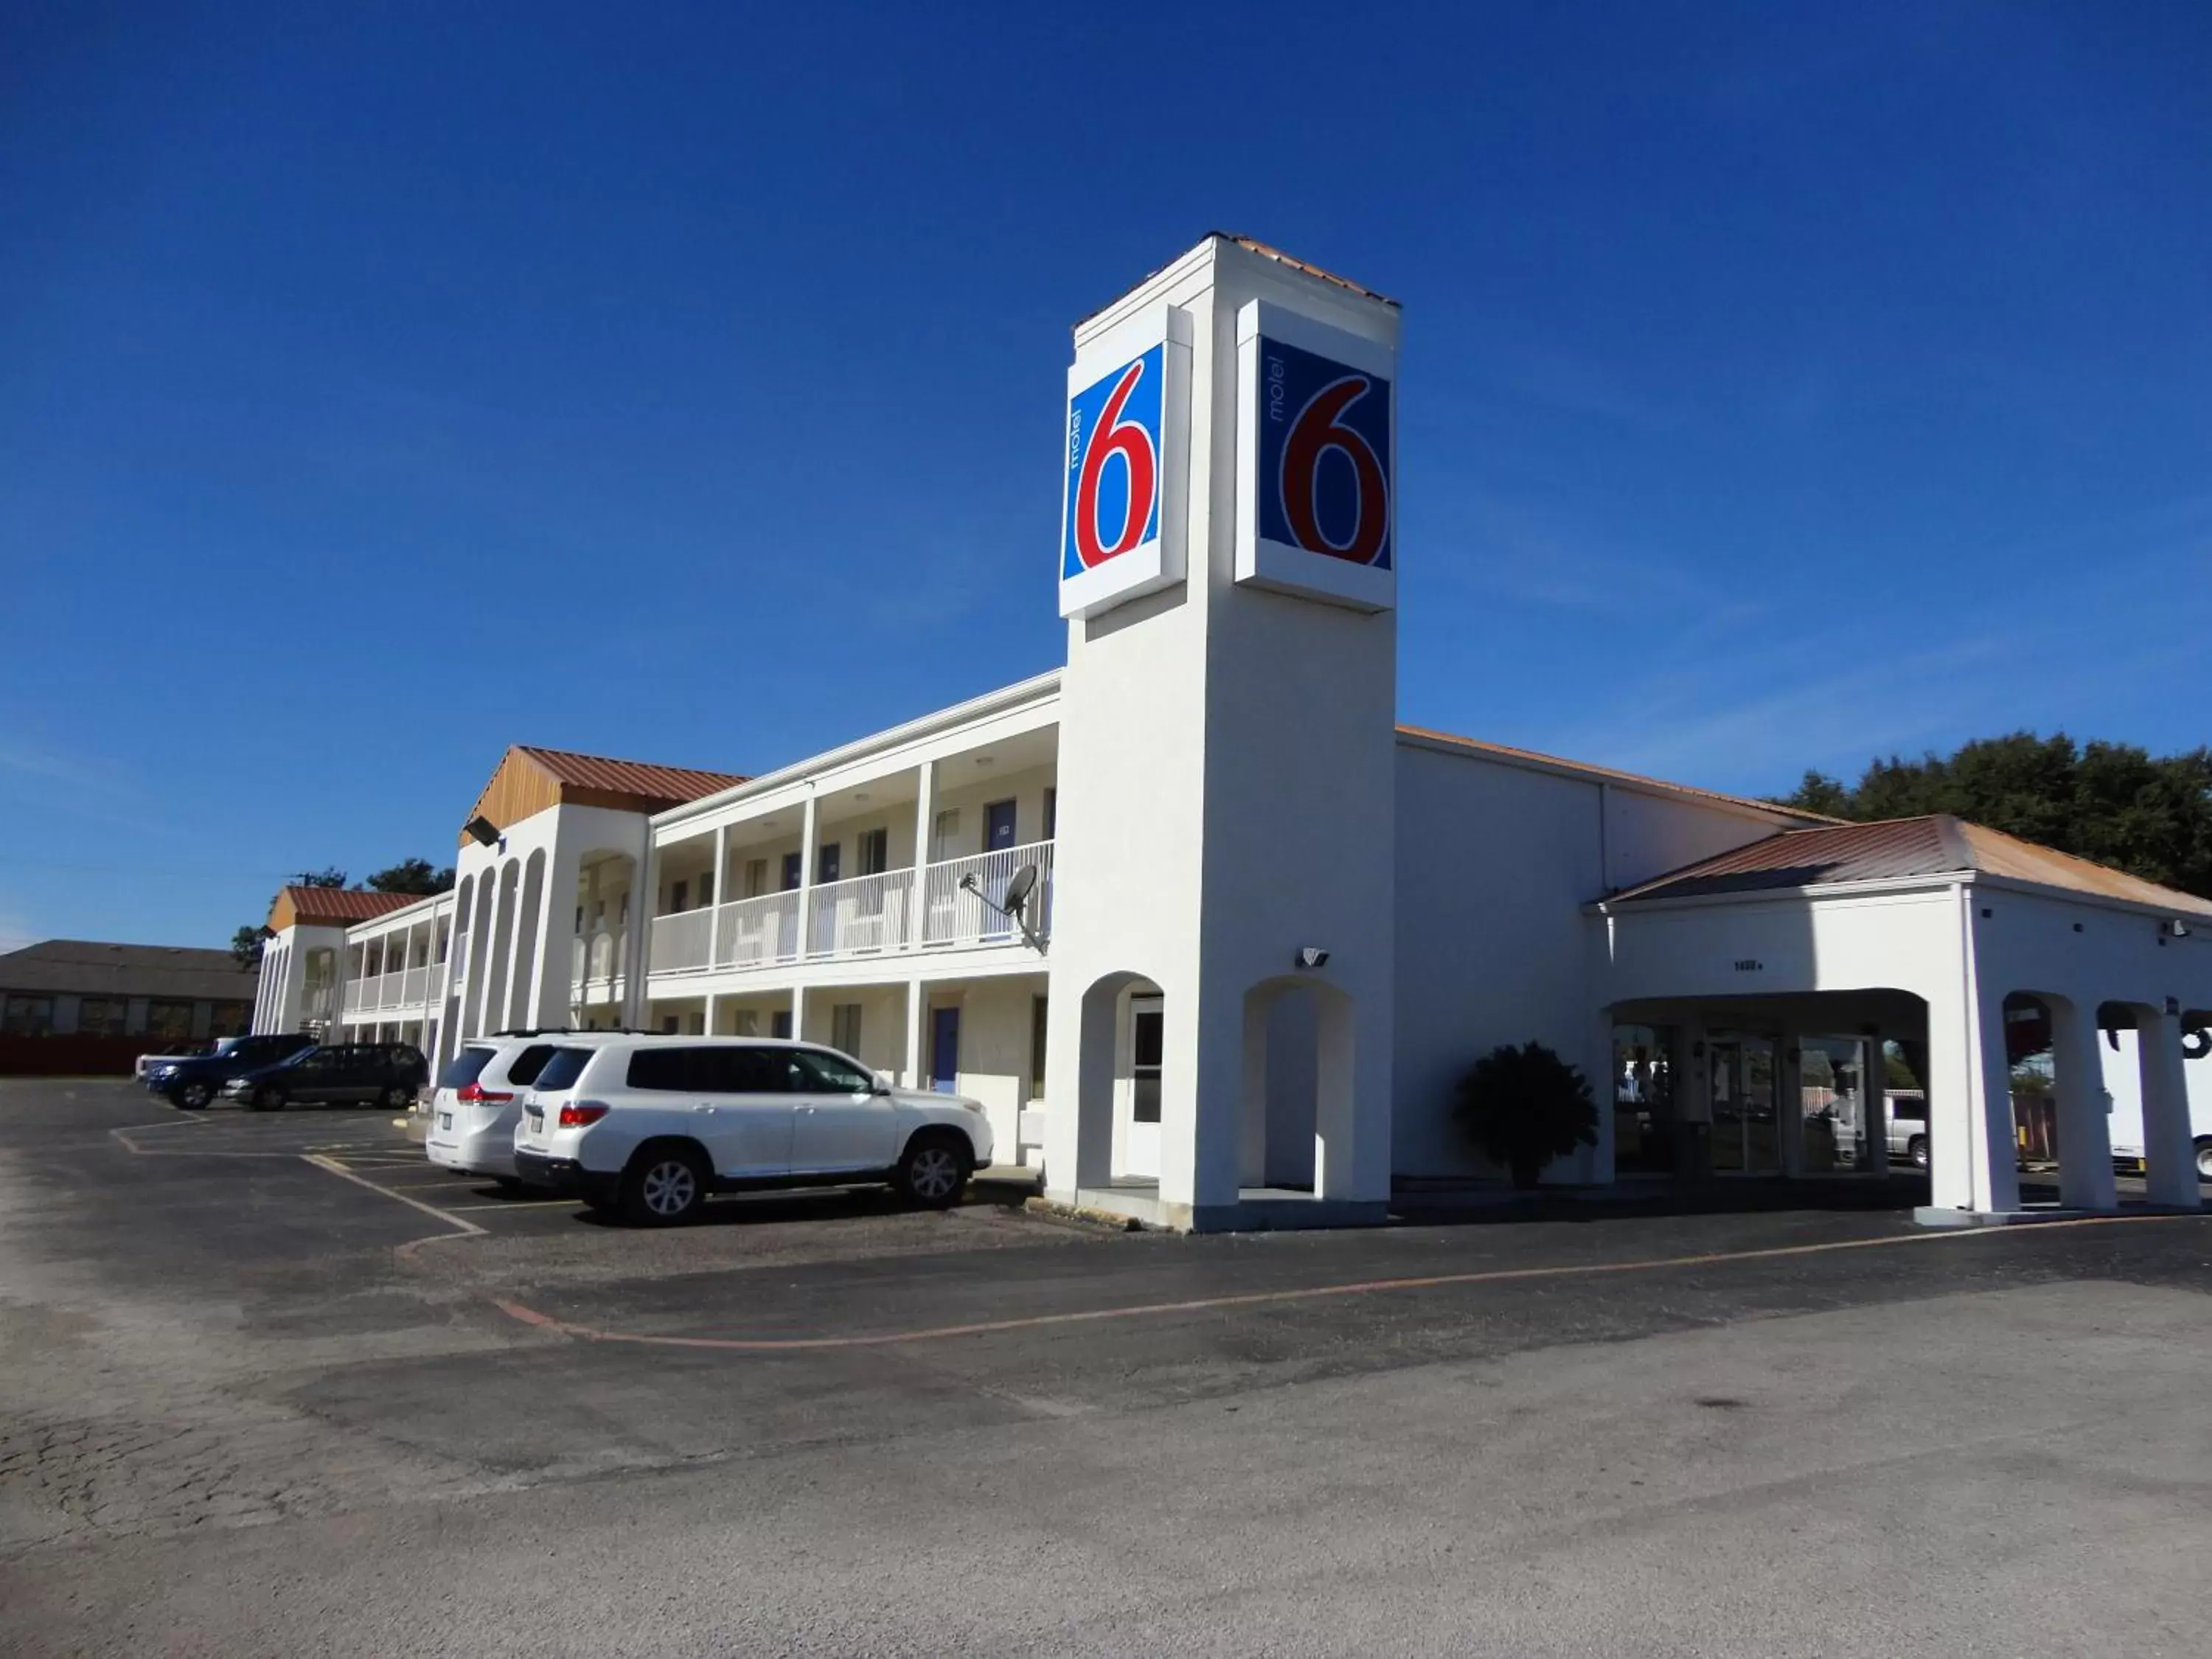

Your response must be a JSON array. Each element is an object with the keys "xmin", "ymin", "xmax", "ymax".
[
  {"xmin": 275, "ymin": 887, "xmax": 425, "ymax": 926},
  {"xmin": 514, "ymin": 746, "xmax": 748, "ymax": 810},
  {"xmin": 1609, "ymin": 814, "xmax": 2212, "ymax": 918}
]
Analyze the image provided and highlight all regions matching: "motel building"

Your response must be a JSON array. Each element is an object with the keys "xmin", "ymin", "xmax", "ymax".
[{"xmin": 251, "ymin": 235, "xmax": 2212, "ymax": 1229}]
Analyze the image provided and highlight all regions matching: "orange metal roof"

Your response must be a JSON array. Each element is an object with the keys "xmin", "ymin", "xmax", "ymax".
[
  {"xmin": 271, "ymin": 886, "xmax": 424, "ymax": 928},
  {"xmin": 1394, "ymin": 723, "xmax": 1835, "ymax": 824},
  {"xmin": 1607, "ymin": 814, "xmax": 2212, "ymax": 918},
  {"xmin": 513, "ymin": 746, "xmax": 748, "ymax": 807}
]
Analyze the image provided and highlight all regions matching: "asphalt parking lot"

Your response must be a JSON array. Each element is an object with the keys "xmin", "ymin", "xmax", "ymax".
[{"xmin": 6, "ymin": 1077, "xmax": 2212, "ymax": 1658}]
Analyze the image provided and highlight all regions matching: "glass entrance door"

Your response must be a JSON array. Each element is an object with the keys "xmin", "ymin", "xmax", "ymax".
[{"xmin": 1709, "ymin": 1036, "xmax": 1781, "ymax": 1175}]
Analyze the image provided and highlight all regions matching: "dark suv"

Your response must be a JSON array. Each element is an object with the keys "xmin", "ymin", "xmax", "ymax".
[
  {"xmin": 221, "ymin": 1043, "xmax": 429, "ymax": 1111},
  {"xmin": 149, "ymin": 1032, "xmax": 318, "ymax": 1109}
]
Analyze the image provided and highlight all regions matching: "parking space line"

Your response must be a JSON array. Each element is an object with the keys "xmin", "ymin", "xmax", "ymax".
[
  {"xmin": 446, "ymin": 1199, "xmax": 580, "ymax": 1211},
  {"xmin": 491, "ymin": 1209, "xmax": 2210, "ymax": 1355},
  {"xmin": 302, "ymin": 1152, "xmax": 484, "ymax": 1240}
]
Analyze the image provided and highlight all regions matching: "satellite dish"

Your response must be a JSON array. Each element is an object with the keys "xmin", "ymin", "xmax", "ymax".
[{"xmin": 956, "ymin": 863, "xmax": 1046, "ymax": 953}]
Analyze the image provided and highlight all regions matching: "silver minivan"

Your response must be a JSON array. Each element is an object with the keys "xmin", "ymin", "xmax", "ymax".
[{"xmin": 426, "ymin": 1032, "xmax": 633, "ymax": 1184}]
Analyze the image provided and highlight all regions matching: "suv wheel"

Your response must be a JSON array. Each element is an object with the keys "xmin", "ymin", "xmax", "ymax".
[
  {"xmin": 897, "ymin": 1131, "xmax": 972, "ymax": 1209},
  {"xmin": 622, "ymin": 1146, "xmax": 707, "ymax": 1226},
  {"xmin": 376, "ymin": 1085, "xmax": 402, "ymax": 1112},
  {"xmin": 2196, "ymin": 1138, "xmax": 2212, "ymax": 1181},
  {"xmin": 173, "ymin": 1081, "xmax": 214, "ymax": 1110},
  {"xmin": 248, "ymin": 1085, "xmax": 285, "ymax": 1113},
  {"xmin": 1908, "ymin": 1135, "xmax": 1929, "ymax": 1171}
]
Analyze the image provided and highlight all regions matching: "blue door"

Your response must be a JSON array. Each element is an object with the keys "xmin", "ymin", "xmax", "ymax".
[
  {"xmin": 984, "ymin": 800, "xmax": 1017, "ymax": 852},
  {"xmin": 930, "ymin": 1006, "xmax": 961, "ymax": 1094}
]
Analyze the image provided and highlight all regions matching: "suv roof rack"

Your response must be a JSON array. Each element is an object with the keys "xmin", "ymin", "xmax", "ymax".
[{"xmin": 488, "ymin": 1026, "xmax": 647, "ymax": 1037}]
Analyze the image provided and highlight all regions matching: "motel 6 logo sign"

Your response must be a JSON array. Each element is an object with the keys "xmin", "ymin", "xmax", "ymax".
[
  {"xmin": 1257, "ymin": 338, "xmax": 1392, "ymax": 571},
  {"xmin": 1062, "ymin": 344, "xmax": 1164, "ymax": 582},
  {"xmin": 1237, "ymin": 303, "xmax": 1397, "ymax": 612},
  {"xmin": 1057, "ymin": 307, "xmax": 1189, "ymax": 621}
]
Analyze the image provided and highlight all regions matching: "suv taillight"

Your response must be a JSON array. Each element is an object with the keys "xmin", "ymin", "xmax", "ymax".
[
  {"xmin": 456, "ymin": 1082, "xmax": 515, "ymax": 1105},
  {"xmin": 558, "ymin": 1100, "xmax": 610, "ymax": 1128}
]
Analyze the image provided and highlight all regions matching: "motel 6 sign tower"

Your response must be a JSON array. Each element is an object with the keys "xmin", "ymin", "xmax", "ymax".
[{"xmin": 1043, "ymin": 235, "xmax": 1401, "ymax": 1230}]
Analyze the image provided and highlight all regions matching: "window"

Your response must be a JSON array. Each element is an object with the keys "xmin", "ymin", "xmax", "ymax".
[
  {"xmin": 210, "ymin": 1001, "xmax": 250, "ymax": 1036},
  {"xmin": 670, "ymin": 880, "xmax": 689, "ymax": 914},
  {"xmin": 628, "ymin": 1046, "xmax": 790, "ymax": 1093},
  {"xmin": 817, "ymin": 842, "xmax": 841, "ymax": 885},
  {"xmin": 661, "ymin": 1015, "xmax": 679, "ymax": 1034},
  {"xmin": 438, "ymin": 1046, "xmax": 499, "ymax": 1090},
  {"xmin": 794, "ymin": 1048, "xmax": 873, "ymax": 1094},
  {"xmin": 1044, "ymin": 787, "xmax": 1057, "ymax": 840},
  {"xmin": 731, "ymin": 1010, "xmax": 759, "ymax": 1037},
  {"xmin": 857, "ymin": 828, "xmax": 888, "ymax": 877},
  {"xmin": 146, "ymin": 1000, "xmax": 195, "ymax": 1040},
  {"xmin": 2, "ymin": 995, "xmax": 54, "ymax": 1036},
  {"xmin": 932, "ymin": 809, "xmax": 960, "ymax": 860},
  {"xmin": 744, "ymin": 858, "xmax": 768, "ymax": 898},
  {"xmin": 700, "ymin": 1047, "xmax": 791, "ymax": 1093},
  {"xmin": 1030, "ymin": 994, "xmax": 1048, "ymax": 1096},
  {"xmin": 532, "ymin": 1047, "xmax": 594, "ymax": 1091},
  {"xmin": 77, "ymin": 998, "xmax": 129, "ymax": 1037},
  {"xmin": 1131, "ymin": 1001, "xmax": 1164, "ymax": 1124},
  {"xmin": 831, "ymin": 1002, "xmax": 862, "ymax": 1057},
  {"xmin": 506, "ymin": 1044, "xmax": 559, "ymax": 1087},
  {"xmin": 771, "ymin": 1011, "xmax": 793, "ymax": 1040},
  {"xmin": 700, "ymin": 872, "xmax": 714, "ymax": 907},
  {"xmin": 782, "ymin": 852, "xmax": 803, "ymax": 891}
]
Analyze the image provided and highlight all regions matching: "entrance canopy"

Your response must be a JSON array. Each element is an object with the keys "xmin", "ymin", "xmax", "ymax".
[{"xmin": 1590, "ymin": 815, "xmax": 2212, "ymax": 1217}]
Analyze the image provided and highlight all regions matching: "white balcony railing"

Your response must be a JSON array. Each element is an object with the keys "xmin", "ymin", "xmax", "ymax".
[
  {"xmin": 636, "ymin": 841, "xmax": 1054, "ymax": 981},
  {"xmin": 809, "ymin": 868, "xmax": 915, "ymax": 959},
  {"xmin": 716, "ymin": 890, "xmax": 801, "ymax": 969},
  {"xmin": 402, "ymin": 964, "xmax": 430, "ymax": 1005},
  {"xmin": 648, "ymin": 907, "xmax": 714, "ymax": 974},
  {"xmin": 570, "ymin": 928, "xmax": 627, "ymax": 994},
  {"xmin": 922, "ymin": 841, "xmax": 1054, "ymax": 948}
]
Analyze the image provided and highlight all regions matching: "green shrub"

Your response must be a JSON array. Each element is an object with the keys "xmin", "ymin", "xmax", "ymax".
[{"xmin": 1453, "ymin": 1041, "xmax": 1599, "ymax": 1188}]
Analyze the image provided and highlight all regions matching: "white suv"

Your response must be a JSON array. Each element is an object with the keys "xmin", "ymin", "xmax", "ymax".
[
  {"xmin": 425, "ymin": 1032, "xmax": 633, "ymax": 1184},
  {"xmin": 511, "ymin": 1037, "xmax": 995, "ymax": 1225}
]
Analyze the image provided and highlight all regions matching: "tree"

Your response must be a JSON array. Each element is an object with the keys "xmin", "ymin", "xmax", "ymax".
[
  {"xmin": 230, "ymin": 925, "xmax": 269, "ymax": 972},
  {"xmin": 365, "ymin": 858, "xmax": 455, "ymax": 896},
  {"xmin": 1778, "ymin": 733, "xmax": 2212, "ymax": 899},
  {"xmin": 1453, "ymin": 1040, "xmax": 1600, "ymax": 1188},
  {"xmin": 293, "ymin": 866, "xmax": 349, "ymax": 888}
]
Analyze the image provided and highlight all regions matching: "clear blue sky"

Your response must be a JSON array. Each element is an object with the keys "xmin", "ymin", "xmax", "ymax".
[{"xmin": 4, "ymin": 1, "xmax": 2208, "ymax": 953}]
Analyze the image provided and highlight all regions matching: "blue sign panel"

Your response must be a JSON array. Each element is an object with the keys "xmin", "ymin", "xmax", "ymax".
[
  {"xmin": 1062, "ymin": 344, "xmax": 1164, "ymax": 582},
  {"xmin": 1255, "ymin": 337, "xmax": 1392, "ymax": 571}
]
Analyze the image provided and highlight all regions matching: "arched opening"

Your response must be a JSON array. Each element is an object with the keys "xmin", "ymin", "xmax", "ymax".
[
  {"xmin": 507, "ymin": 849, "xmax": 548, "ymax": 1030},
  {"xmin": 1072, "ymin": 971, "xmax": 1164, "ymax": 1190},
  {"xmin": 479, "ymin": 860, "xmax": 520, "ymax": 1038},
  {"xmin": 1239, "ymin": 976, "xmax": 1357, "ymax": 1197}
]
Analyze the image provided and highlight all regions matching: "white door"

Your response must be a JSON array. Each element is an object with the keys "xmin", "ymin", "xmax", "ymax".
[{"xmin": 1123, "ymin": 995, "xmax": 1164, "ymax": 1180}]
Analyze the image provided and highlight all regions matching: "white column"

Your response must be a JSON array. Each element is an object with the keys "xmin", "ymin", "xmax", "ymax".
[
  {"xmin": 790, "ymin": 984, "xmax": 810, "ymax": 1044},
  {"xmin": 1586, "ymin": 1009, "xmax": 1617, "ymax": 1185},
  {"xmin": 622, "ymin": 827, "xmax": 653, "ymax": 1029},
  {"xmin": 2049, "ymin": 998, "xmax": 2115, "ymax": 1211},
  {"xmin": 1928, "ymin": 891, "xmax": 2020, "ymax": 1212},
  {"xmin": 2138, "ymin": 1007, "xmax": 2201, "ymax": 1209},
  {"xmin": 905, "ymin": 977, "xmax": 925, "ymax": 1089},
  {"xmin": 907, "ymin": 760, "xmax": 936, "ymax": 952},
  {"xmin": 796, "ymin": 792, "xmax": 819, "ymax": 961},
  {"xmin": 704, "ymin": 992, "xmax": 720, "ymax": 1037},
  {"xmin": 707, "ymin": 824, "xmax": 728, "ymax": 970}
]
